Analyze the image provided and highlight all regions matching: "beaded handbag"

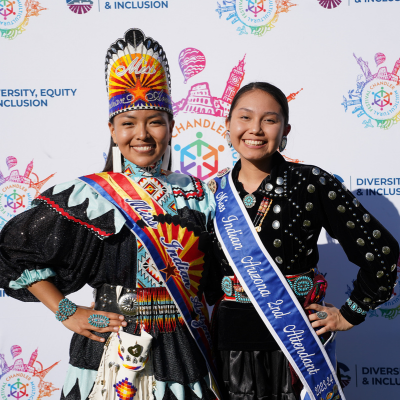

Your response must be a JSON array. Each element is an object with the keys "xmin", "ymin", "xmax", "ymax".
[{"xmin": 89, "ymin": 328, "xmax": 154, "ymax": 400}]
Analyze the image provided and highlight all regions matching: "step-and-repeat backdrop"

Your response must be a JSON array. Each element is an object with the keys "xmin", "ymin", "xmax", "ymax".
[{"xmin": 1, "ymin": 1, "xmax": 400, "ymax": 399}]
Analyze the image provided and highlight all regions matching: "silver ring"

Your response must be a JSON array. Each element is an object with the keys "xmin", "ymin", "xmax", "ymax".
[{"xmin": 316, "ymin": 311, "xmax": 328, "ymax": 320}]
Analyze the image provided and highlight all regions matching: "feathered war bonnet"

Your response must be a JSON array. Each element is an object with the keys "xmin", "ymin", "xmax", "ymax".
[{"xmin": 105, "ymin": 28, "xmax": 173, "ymax": 119}]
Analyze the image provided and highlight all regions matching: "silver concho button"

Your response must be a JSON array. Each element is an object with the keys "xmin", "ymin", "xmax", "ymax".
[
  {"xmin": 373, "ymin": 230, "xmax": 381, "ymax": 239},
  {"xmin": 272, "ymin": 220, "xmax": 280, "ymax": 229},
  {"xmin": 273, "ymin": 239, "xmax": 282, "ymax": 248},
  {"xmin": 376, "ymin": 271, "xmax": 384, "ymax": 278},
  {"xmin": 312, "ymin": 167, "xmax": 320, "ymax": 176},
  {"xmin": 307, "ymin": 184, "xmax": 315, "ymax": 193},
  {"xmin": 328, "ymin": 191, "xmax": 337, "ymax": 200},
  {"xmin": 382, "ymin": 246, "xmax": 390, "ymax": 255},
  {"xmin": 303, "ymin": 220, "xmax": 311, "ymax": 227},
  {"xmin": 118, "ymin": 292, "xmax": 138, "ymax": 316},
  {"xmin": 337, "ymin": 205, "xmax": 346, "ymax": 213},
  {"xmin": 356, "ymin": 238, "xmax": 365, "ymax": 246},
  {"xmin": 363, "ymin": 297, "xmax": 371, "ymax": 303},
  {"xmin": 306, "ymin": 249, "xmax": 313, "ymax": 256},
  {"xmin": 379, "ymin": 286, "xmax": 388, "ymax": 292},
  {"xmin": 353, "ymin": 198, "xmax": 360, "ymax": 207},
  {"xmin": 273, "ymin": 205, "xmax": 281, "ymax": 214},
  {"xmin": 275, "ymin": 187, "xmax": 284, "ymax": 195},
  {"xmin": 276, "ymin": 177, "xmax": 284, "ymax": 185},
  {"xmin": 391, "ymin": 264, "xmax": 397, "ymax": 272},
  {"xmin": 275, "ymin": 256, "xmax": 283, "ymax": 264},
  {"xmin": 305, "ymin": 202, "xmax": 313, "ymax": 211},
  {"xmin": 365, "ymin": 252, "xmax": 374, "ymax": 261},
  {"xmin": 363, "ymin": 214, "xmax": 371, "ymax": 223},
  {"xmin": 319, "ymin": 177, "xmax": 326, "ymax": 185},
  {"xmin": 265, "ymin": 183, "xmax": 273, "ymax": 192},
  {"xmin": 346, "ymin": 221, "xmax": 355, "ymax": 229}
]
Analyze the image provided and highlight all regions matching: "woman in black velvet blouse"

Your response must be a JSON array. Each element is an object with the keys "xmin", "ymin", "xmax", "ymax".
[{"xmin": 206, "ymin": 82, "xmax": 399, "ymax": 400}]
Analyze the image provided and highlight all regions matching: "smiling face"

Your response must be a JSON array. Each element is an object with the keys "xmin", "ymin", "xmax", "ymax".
[
  {"xmin": 227, "ymin": 89, "xmax": 291, "ymax": 167},
  {"xmin": 109, "ymin": 110, "xmax": 174, "ymax": 167}
]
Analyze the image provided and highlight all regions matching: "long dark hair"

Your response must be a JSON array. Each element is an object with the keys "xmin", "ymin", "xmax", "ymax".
[
  {"xmin": 227, "ymin": 82, "xmax": 289, "ymax": 126},
  {"xmin": 103, "ymin": 113, "xmax": 174, "ymax": 172}
]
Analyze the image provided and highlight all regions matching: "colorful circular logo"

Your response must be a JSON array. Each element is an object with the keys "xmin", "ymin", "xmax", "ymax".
[
  {"xmin": 216, "ymin": 0, "xmax": 295, "ymax": 37},
  {"xmin": 0, "ymin": 0, "xmax": 26, "ymax": 29},
  {"xmin": 0, "ymin": 347, "xmax": 59, "ymax": 400},
  {"xmin": 236, "ymin": 0, "xmax": 277, "ymax": 28},
  {"xmin": 0, "ymin": 372, "xmax": 39, "ymax": 400},
  {"xmin": 361, "ymin": 78, "xmax": 400, "ymax": 122},
  {"xmin": 66, "ymin": 0, "xmax": 93, "ymax": 14},
  {"xmin": 0, "ymin": 185, "xmax": 32, "ymax": 219}
]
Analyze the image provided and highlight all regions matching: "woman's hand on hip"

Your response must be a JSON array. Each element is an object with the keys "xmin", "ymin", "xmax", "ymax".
[
  {"xmin": 62, "ymin": 306, "xmax": 127, "ymax": 343},
  {"xmin": 306, "ymin": 302, "xmax": 354, "ymax": 336}
]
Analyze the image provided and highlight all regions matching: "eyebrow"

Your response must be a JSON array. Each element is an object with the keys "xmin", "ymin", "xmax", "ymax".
[{"xmin": 237, "ymin": 108, "xmax": 280, "ymax": 117}]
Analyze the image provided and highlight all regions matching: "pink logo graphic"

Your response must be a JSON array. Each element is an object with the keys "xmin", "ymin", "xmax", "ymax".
[
  {"xmin": 173, "ymin": 55, "xmax": 246, "ymax": 118},
  {"xmin": 0, "ymin": 347, "xmax": 60, "ymax": 400},
  {"xmin": 0, "ymin": 157, "xmax": 55, "ymax": 230},
  {"xmin": 6, "ymin": 156, "xmax": 17, "ymax": 169},
  {"xmin": 10, "ymin": 346, "xmax": 22, "ymax": 359},
  {"xmin": 179, "ymin": 48, "xmax": 206, "ymax": 84},
  {"xmin": 375, "ymin": 52, "xmax": 386, "ymax": 67},
  {"xmin": 318, "ymin": 0, "xmax": 341, "ymax": 8},
  {"xmin": 66, "ymin": 0, "xmax": 93, "ymax": 14}
]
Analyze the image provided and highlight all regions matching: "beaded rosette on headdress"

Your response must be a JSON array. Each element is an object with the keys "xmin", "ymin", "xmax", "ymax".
[{"xmin": 105, "ymin": 28, "xmax": 173, "ymax": 119}]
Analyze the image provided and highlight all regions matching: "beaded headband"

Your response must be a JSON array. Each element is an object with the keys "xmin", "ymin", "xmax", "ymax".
[{"xmin": 105, "ymin": 28, "xmax": 173, "ymax": 119}]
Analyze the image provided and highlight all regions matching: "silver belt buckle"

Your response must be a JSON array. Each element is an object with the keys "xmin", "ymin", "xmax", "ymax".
[{"xmin": 118, "ymin": 291, "xmax": 138, "ymax": 317}]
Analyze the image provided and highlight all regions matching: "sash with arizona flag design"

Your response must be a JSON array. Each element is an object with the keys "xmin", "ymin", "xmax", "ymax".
[
  {"xmin": 213, "ymin": 170, "xmax": 345, "ymax": 400},
  {"xmin": 79, "ymin": 172, "xmax": 220, "ymax": 399}
]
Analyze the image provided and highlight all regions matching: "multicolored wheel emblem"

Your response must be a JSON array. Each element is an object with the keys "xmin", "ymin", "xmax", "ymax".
[{"xmin": 8, "ymin": 378, "xmax": 29, "ymax": 399}]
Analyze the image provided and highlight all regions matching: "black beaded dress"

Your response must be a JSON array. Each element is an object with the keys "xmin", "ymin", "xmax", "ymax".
[
  {"xmin": 207, "ymin": 153, "xmax": 399, "ymax": 400},
  {"xmin": 0, "ymin": 160, "xmax": 217, "ymax": 400}
]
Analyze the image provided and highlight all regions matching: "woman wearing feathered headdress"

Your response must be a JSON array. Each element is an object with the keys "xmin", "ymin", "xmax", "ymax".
[{"xmin": 0, "ymin": 29, "xmax": 220, "ymax": 400}]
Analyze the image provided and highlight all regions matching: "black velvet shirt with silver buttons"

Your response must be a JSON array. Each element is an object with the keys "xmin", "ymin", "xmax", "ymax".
[{"xmin": 208, "ymin": 153, "xmax": 399, "ymax": 327}]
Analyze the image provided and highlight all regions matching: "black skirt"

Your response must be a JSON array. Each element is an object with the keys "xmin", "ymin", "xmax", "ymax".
[
  {"xmin": 217, "ymin": 350, "xmax": 297, "ymax": 400},
  {"xmin": 215, "ymin": 301, "xmax": 298, "ymax": 400}
]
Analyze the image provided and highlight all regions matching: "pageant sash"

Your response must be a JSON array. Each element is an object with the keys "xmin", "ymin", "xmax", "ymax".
[
  {"xmin": 79, "ymin": 172, "xmax": 219, "ymax": 398},
  {"xmin": 213, "ymin": 171, "xmax": 345, "ymax": 400}
]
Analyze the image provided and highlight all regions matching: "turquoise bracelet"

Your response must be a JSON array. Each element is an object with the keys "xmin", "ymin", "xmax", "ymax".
[
  {"xmin": 55, "ymin": 298, "xmax": 77, "ymax": 321},
  {"xmin": 346, "ymin": 298, "xmax": 367, "ymax": 316}
]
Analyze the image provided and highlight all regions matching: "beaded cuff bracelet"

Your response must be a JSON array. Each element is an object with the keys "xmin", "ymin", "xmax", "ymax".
[
  {"xmin": 55, "ymin": 298, "xmax": 77, "ymax": 321},
  {"xmin": 346, "ymin": 298, "xmax": 368, "ymax": 316}
]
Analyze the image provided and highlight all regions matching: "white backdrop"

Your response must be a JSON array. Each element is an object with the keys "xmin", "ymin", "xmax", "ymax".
[{"xmin": 1, "ymin": 1, "xmax": 400, "ymax": 399}]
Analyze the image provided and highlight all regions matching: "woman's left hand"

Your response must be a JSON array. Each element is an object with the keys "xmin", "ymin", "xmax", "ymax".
[{"xmin": 306, "ymin": 302, "xmax": 354, "ymax": 336}]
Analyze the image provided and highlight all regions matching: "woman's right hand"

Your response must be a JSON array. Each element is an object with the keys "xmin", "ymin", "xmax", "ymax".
[
  {"xmin": 62, "ymin": 306, "xmax": 127, "ymax": 343},
  {"xmin": 26, "ymin": 280, "xmax": 127, "ymax": 343}
]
